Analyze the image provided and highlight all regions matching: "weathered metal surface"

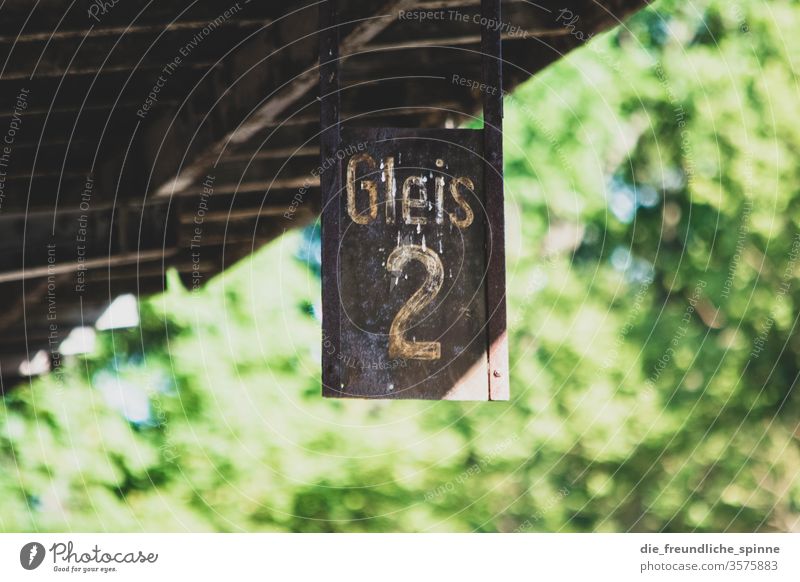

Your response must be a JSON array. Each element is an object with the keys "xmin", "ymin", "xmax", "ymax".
[
  {"xmin": 320, "ymin": 0, "xmax": 509, "ymax": 400},
  {"xmin": 327, "ymin": 127, "xmax": 494, "ymax": 399}
]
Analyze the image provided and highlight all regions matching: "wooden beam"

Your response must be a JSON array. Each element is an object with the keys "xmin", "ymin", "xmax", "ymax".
[
  {"xmin": 0, "ymin": 17, "xmax": 275, "ymax": 44},
  {"xmin": 0, "ymin": 66, "xmax": 215, "ymax": 114},
  {"xmin": 362, "ymin": 29, "xmax": 568, "ymax": 54},
  {"xmin": 0, "ymin": 0, "xmax": 289, "ymax": 37},
  {"xmin": 0, "ymin": 249, "xmax": 176, "ymax": 284}
]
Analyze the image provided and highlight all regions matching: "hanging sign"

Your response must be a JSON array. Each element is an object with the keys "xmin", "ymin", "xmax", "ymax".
[{"xmin": 319, "ymin": 0, "xmax": 507, "ymax": 400}]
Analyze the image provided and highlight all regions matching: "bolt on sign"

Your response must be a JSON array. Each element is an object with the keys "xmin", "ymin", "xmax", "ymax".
[{"xmin": 319, "ymin": 0, "xmax": 508, "ymax": 400}]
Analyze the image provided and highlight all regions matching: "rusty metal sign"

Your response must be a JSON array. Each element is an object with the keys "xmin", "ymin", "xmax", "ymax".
[{"xmin": 319, "ymin": 0, "xmax": 507, "ymax": 400}]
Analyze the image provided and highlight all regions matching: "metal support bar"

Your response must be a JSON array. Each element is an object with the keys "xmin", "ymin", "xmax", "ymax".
[
  {"xmin": 319, "ymin": 0, "xmax": 343, "ymax": 396},
  {"xmin": 480, "ymin": 0, "xmax": 509, "ymax": 400}
]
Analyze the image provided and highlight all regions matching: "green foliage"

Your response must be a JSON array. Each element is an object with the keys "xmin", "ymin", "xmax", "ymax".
[{"xmin": 2, "ymin": 0, "xmax": 799, "ymax": 532}]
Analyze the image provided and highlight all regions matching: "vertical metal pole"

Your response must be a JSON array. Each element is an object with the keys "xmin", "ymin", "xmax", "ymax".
[
  {"xmin": 481, "ymin": 0, "xmax": 509, "ymax": 400},
  {"xmin": 320, "ymin": 0, "xmax": 342, "ymax": 397}
]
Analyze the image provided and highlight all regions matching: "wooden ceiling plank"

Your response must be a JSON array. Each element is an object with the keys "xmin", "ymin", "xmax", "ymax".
[{"xmin": 154, "ymin": 0, "xmax": 421, "ymax": 199}]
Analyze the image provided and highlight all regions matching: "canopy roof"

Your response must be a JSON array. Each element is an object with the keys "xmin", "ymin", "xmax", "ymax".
[{"xmin": 0, "ymin": 0, "xmax": 647, "ymax": 387}]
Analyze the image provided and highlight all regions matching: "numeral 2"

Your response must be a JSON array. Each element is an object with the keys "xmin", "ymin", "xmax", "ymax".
[{"xmin": 386, "ymin": 244, "xmax": 444, "ymax": 360}]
